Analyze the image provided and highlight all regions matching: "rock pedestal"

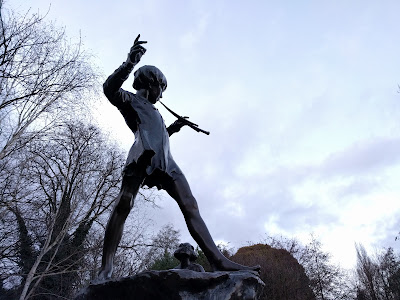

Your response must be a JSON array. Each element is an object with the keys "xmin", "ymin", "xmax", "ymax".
[{"xmin": 75, "ymin": 269, "xmax": 265, "ymax": 300}]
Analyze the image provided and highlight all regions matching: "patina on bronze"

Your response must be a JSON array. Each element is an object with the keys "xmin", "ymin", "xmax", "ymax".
[{"xmin": 97, "ymin": 35, "xmax": 260, "ymax": 281}]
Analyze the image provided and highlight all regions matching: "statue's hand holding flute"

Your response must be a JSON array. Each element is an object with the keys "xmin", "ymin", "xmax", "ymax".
[{"xmin": 160, "ymin": 101, "xmax": 210, "ymax": 135}]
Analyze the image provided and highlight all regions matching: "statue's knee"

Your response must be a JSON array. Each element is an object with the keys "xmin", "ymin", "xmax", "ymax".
[
  {"xmin": 115, "ymin": 192, "xmax": 133, "ymax": 215},
  {"xmin": 185, "ymin": 196, "xmax": 199, "ymax": 217}
]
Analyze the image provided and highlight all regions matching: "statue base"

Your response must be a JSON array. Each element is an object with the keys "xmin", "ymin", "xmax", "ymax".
[{"xmin": 75, "ymin": 269, "xmax": 265, "ymax": 300}]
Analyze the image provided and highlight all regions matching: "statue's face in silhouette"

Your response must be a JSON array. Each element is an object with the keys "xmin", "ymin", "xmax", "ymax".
[{"xmin": 148, "ymin": 82, "xmax": 163, "ymax": 104}]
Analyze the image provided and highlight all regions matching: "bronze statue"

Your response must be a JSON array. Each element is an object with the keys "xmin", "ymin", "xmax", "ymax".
[{"xmin": 97, "ymin": 35, "xmax": 260, "ymax": 280}]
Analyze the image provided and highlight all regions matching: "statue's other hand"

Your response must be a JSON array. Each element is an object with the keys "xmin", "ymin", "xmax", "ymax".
[
  {"xmin": 128, "ymin": 34, "xmax": 147, "ymax": 64},
  {"xmin": 173, "ymin": 117, "xmax": 190, "ymax": 130}
]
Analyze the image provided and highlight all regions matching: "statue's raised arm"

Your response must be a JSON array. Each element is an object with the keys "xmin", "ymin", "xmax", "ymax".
[{"xmin": 103, "ymin": 34, "xmax": 147, "ymax": 104}]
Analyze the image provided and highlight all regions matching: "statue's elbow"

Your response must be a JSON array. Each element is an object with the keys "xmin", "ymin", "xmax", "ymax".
[
  {"xmin": 103, "ymin": 81, "xmax": 114, "ymax": 100},
  {"xmin": 103, "ymin": 81, "xmax": 109, "ymax": 95}
]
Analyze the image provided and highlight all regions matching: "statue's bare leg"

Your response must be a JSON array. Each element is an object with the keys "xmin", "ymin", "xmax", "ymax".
[
  {"xmin": 97, "ymin": 173, "xmax": 145, "ymax": 281},
  {"xmin": 165, "ymin": 174, "xmax": 260, "ymax": 272}
]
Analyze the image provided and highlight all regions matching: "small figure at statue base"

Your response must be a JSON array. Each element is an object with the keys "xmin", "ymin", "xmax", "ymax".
[{"xmin": 173, "ymin": 243, "xmax": 205, "ymax": 272}]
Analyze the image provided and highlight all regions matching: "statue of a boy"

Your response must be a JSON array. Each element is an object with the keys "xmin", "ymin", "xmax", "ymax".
[{"xmin": 98, "ymin": 35, "xmax": 259, "ymax": 280}]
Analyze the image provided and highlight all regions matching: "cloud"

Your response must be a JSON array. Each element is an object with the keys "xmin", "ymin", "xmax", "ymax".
[
  {"xmin": 184, "ymin": 132, "xmax": 400, "ymax": 256},
  {"xmin": 320, "ymin": 136, "xmax": 400, "ymax": 177},
  {"xmin": 333, "ymin": 177, "xmax": 380, "ymax": 198}
]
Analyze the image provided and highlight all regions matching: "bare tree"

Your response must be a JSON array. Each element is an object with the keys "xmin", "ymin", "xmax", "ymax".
[
  {"xmin": 115, "ymin": 223, "xmax": 181, "ymax": 275},
  {"xmin": 355, "ymin": 244, "xmax": 400, "ymax": 300},
  {"xmin": 301, "ymin": 236, "xmax": 344, "ymax": 300},
  {"xmin": 0, "ymin": 3, "xmax": 177, "ymax": 299},
  {"xmin": 0, "ymin": 3, "xmax": 98, "ymax": 161},
  {"xmin": 356, "ymin": 244, "xmax": 379, "ymax": 300},
  {"xmin": 0, "ymin": 4, "xmax": 103, "ymax": 297},
  {"xmin": 105, "ymin": 203, "xmax": 163, "ymax": 278},
  {"xmin": 377, "ymin": 247, "xmax": 400, "ymax": 299},
  {"xmin": 0, "ymin": 121, "xmax": 126, "ymax": 299}
]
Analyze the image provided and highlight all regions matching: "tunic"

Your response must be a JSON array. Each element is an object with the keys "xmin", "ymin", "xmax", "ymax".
[{"xmin": 103, "ymin": 61, "xmax": 182, "ymax": 189}]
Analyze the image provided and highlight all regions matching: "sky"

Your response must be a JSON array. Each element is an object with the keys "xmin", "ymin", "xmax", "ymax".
[{"xmin": 7, "ymin": 0, "xmax": 400, "ymax": 269}]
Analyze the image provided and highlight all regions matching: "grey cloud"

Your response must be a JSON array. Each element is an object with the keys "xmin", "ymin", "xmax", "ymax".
[
  {"xmin": 262, "ymin": 136, "xmax": 400, "ymax": 184},
  {"xmin": 320, "ymin": 136, "xmax": 400, "ymax": 177},
  {"xmin": 278, "ymin": 203, "xmax": 338, "ymax": 232},
  {"xmin": 333, "ymin": 177, "xmax": 380, "ymax": 199},
  {"xmin": 186, "ymin": 135, "xmax": 400, "ymax": 248}
]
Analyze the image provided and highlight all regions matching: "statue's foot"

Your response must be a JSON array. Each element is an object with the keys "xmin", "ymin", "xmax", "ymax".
[
  {"xmin": 211, "ymin": 257, "xmax": 261, "ymax": 273},
  {"xmin": 91, "ymin": 267, "xmax": 112, "ymax": 284}
]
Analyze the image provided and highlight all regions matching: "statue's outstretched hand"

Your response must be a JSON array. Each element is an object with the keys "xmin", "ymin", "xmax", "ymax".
[
  {"xmin": 168, "ymin": 117, "xmax": 189, "ymax": 135},
  {"xmin": 127, "ymin": 34, "xmax": 147, "ymax": 64}
]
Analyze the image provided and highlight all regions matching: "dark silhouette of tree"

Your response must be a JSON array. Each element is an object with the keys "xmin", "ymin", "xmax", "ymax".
[
  {"xmin": 231, "ymin": 244, "xmax": 315, "ymax": 300},
  {"xmin": 267, "ymin": 235, "xmax": 353, "ymax": 300},
  {"xmin": 355, "ymin": 244, "xmax": 400, "ymax": 300},
  {"xmin": 149, "ymin": 252, "xmax": 180, "ymax": 271}
]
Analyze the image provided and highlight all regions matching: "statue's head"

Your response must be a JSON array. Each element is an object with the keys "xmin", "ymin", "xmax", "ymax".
[
  {"xmin": 133, "ymin": 65, "xmax": 167, "ymax": 91},
  {"xmin": 133, "ymin": 65, "xmax": 167, "ymax": 104},
  {"xmin": 174, "ymin": 243, "xmax": 198, "ymax": 262}
]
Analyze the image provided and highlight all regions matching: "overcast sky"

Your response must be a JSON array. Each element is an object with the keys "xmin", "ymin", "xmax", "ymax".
[{"xmin": 8, "ymin": 0, "xmax": 400, "ymax": 269}]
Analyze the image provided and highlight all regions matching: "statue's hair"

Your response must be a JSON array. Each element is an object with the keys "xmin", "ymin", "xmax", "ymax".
[{"xmin": 132, "ymin": 65, "xmax": 167, "ymax": 91}]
